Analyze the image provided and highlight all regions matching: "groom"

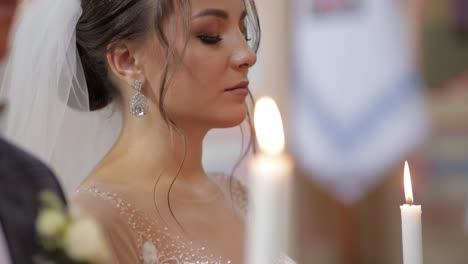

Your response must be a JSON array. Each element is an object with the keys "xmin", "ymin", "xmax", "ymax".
[{"xmin": 0, "ymin": 1, "xmax": 66, "ymax": 263}]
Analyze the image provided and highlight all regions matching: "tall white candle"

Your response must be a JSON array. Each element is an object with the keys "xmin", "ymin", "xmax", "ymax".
[
  {"xmin": 246, "ymin": 97, "xmax": 293, "ymax": 264},
  {"xmin": 400, "ymin": 161, "xmax": 423, "ymax": 264}
]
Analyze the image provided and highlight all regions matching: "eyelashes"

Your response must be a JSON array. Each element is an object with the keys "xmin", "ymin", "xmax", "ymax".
[
  {"xmin": 197, "ymin": 35, "xmax": 223, "ymax": 44},
  {"xmin": 195, "ymin": 18, "xmax": 251, "ymax": 45},
  {"xmin": 197, "ymin": 32, "xmax": 251, "ymax": 45}
]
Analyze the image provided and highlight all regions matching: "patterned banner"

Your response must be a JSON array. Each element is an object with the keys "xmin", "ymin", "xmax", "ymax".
[{"xmin": 290, "ymin": 0, "xmax": 430, "ymax": 202}]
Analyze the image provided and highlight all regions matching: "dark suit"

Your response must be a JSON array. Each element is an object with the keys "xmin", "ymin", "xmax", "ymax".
[{"xmin": 0, "ymin": 137, "xmax": 66, "ymax": 264}]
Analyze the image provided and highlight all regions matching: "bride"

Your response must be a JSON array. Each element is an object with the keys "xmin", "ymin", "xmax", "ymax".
[{"xmin": 1, "ymin": 0, "xmax": 294, "ymax": 263}]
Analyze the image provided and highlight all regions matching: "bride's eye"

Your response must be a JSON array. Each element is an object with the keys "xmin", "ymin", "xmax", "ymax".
[{"xmin": 198, "ymin": 35, "xmax": 223, "ymax": 45}]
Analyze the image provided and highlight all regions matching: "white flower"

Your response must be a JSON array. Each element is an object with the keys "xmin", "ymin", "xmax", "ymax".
[
  {"xmin": 64, "ymin": 217, "xmax": 111, "ymax": 264},
  {"xmin": 36, "ymin": 208, "xmax": 67, "ymax": 239},
  {"xmin": 68, "ymin": 203, "xmax": 85, "ymax": 220}
]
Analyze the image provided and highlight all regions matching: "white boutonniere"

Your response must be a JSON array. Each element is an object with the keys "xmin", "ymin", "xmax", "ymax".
[{"xmin": 35, "ymin": 191, "xmax": 111, "ymax": 264}]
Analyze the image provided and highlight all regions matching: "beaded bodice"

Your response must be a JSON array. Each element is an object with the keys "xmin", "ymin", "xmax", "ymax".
[
  {"xmin": 73, "ymin": 173, "xmax": 294, "ymax": 264},
  {"xmin": 76, "ymin": 185, "xmax": 233, "ymax": 264}
]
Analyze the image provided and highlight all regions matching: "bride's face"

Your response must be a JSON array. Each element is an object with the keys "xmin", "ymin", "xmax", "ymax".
[{"xmin": 143, "ymin": 0, "xmax": 257, "ymax": 129}]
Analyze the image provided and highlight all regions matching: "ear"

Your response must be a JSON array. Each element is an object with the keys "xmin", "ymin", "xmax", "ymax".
[{"xmin": 106, "ymin": 41, "xmax": 145, "ymax": 87}]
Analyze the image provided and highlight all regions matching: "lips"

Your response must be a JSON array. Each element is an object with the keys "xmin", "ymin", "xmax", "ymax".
[
  {"xmin": 224, "ymin": 81, "xmax": 249, "ymax": 97},
  {"xmin": 225, "ymin": 80, "xmax": 249, "ymax": 92}
]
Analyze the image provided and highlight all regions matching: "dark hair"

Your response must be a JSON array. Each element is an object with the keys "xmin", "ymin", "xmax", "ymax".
[{"xmin": 76, "ymin": 0, "xmax": 261, "ymax": 226}]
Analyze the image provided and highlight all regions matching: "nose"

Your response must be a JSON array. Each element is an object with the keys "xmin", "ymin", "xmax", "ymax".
[{"xmin": 231, "ymin": 41, "xmax": 257, "ymax": 71}]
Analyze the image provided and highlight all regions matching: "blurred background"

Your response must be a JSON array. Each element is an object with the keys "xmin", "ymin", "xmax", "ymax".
[
  {"xmin": 203, "ymin": 0, "xmax": 468, "ymax": 263},
  {"xmin": 2, "ymin": 0, "xmax": 467, "ymax": 263}
]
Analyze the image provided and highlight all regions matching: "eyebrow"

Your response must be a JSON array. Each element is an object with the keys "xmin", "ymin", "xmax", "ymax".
[
  {"xmin": 193, "ymin": 8, "xmax": 248, "ymax": 20},
  {"xmin": 193, "ymin": 8, "xmax": 229, "ymax": 19}
]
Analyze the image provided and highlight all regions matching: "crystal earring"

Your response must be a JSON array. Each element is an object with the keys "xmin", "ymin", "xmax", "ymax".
[{"xmin": 130, "ymin": 79, "xmax": 148, "ymax": 117}]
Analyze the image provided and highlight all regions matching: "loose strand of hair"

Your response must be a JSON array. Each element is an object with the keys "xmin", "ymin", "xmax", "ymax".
[
  {"xmin": 152, "ymin": 169, "xmax": 170, "ymax": 228},
  {"xmin": 167, "ymin": 125, "xmax": 188, "ymax": 234}
]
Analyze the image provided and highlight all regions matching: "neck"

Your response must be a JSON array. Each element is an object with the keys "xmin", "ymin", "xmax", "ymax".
[{"xmin": 110, "ymin": 109, "xmax": 209, "ymax": 184}]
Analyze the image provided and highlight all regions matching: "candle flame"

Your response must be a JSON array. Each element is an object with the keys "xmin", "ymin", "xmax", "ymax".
[
  {"xmin": 404, "ymin": 161, "xmax": 414, "ymax": 204},
  {"xmin": 254, "ymin": 97, "xmax": 285, "ymax": 155}
]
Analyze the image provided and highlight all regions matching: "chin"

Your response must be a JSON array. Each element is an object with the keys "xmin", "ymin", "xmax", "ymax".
[{"xmin": 214, "ymin": 106, "xmax": 248, "ymax": 128}]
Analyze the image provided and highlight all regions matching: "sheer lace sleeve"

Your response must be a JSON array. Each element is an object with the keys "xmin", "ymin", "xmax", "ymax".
[
  {"xmin": 72, "ymin": 177, "xmax": 295, "ymax": 264},
  {"xmin": 72, "ymin": 184, "xmax": 234, "ymax": 264},
  {"xmin": 72, "ymin": 187, "xmax": 140, "ymax": 264},
  {"xmin": 208, "ymin": 173, "xmax": 248, "ymax": 218}
]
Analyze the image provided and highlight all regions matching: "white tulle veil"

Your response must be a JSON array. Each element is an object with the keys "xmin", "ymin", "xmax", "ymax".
[{"xmin": 0, "ymin": 0, "xmax": 121, "ymax": 195}]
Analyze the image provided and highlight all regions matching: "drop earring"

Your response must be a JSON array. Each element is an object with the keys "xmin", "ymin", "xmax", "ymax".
[{"xmin": 129, "ymin": 79, "xmax": 148, "ymax": 117}]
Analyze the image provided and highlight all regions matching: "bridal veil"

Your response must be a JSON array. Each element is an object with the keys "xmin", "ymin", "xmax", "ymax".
[{"xmin": 0, "ymin": 0, "xmax": 121, "ymax": 194}]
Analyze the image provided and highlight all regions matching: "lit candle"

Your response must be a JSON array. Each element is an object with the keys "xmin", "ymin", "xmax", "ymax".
[
  {"xmin": 246, "ymin": 97, "xmax": 293, "ymax": 264},
  {"xmin": 400, "ymin": 161, "xmax": 423, "ymax": 264}
]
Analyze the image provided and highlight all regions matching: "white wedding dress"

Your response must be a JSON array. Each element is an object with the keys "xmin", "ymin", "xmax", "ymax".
[{"xmin": 73, "ymin": 173, "xmax": 295, "ymax": 264}]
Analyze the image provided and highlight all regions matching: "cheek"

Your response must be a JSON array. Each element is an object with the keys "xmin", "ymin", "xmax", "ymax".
[
  {"xmin": 166, "ymin": 50, "xmax": 227, "ymax": 108},
  {"xmin": 183, "ymin": 48, "xmax": 228, "ymax": 89},
  {"xmin": 144, "ymin": 45, "xmax": 168, "ymax": 100}
]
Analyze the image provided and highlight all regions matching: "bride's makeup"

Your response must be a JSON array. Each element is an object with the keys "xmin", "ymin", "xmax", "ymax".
[{"xmin": 191, "ymin": 10, "xmax": 225, "ymax": 46}]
